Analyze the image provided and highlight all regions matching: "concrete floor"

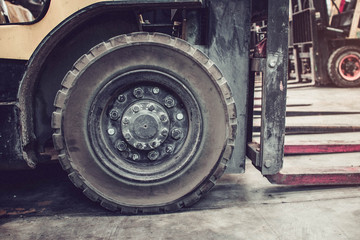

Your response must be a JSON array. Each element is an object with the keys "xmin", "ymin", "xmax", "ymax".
[
  {"xmin": 0, "ymin": 160, "xmax": 359, "ymax": 240},
  {"xmin": 1, "ymin": 85, "xmax": 360, "ymax": 239}
]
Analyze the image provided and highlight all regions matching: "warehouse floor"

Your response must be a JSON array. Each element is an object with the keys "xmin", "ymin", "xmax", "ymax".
[{"xmin": 1, "ymin": 85, "xmax": 360, "ymax": 240}]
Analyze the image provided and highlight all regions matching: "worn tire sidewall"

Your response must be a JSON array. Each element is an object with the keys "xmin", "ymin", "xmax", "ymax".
[{"xmin": 61, "ymin": 43, "xmax": 229, "ymax": 207}]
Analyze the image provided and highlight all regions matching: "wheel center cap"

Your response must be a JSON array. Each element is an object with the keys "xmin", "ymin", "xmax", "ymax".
[
  {"xmin": 121, "ymin": 100, "xmax": 170, "ymax": 150},
  {"xmin": 133, "ymin": 115, "xmax": 158, "ymax": 139}
]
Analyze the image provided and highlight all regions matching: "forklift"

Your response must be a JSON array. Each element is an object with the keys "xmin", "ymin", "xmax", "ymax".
[
  {"xmin": 0, "ymin": 0, "xmax": 359, "ymax": 214},
  {"xmin": 289, "ymin": 0, "xmax": 360, "ymax": 87}
]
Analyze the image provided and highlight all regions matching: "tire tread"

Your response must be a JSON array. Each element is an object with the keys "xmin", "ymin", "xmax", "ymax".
[
  {"xmin": 328, "ymin": 45, "xmax": 360, "ymax": 87},
  {"xmin": 52, "ymin": 32, "xmax": 237, "ymax": 214}
]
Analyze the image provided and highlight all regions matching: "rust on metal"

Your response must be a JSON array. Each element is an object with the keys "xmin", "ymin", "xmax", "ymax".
[
  {"xmin": 266, "ymin": 167, "xmax": 360, "ymax": 185},
  {"xmin": 284, "ymin": 144, "xmax": 360, "ymax": 155}
]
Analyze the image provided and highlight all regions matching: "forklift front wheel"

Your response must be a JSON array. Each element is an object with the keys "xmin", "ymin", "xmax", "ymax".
[
  {"xmin": 328, "ymin": 46, "xmax": 360, "ymax": 87},
  {"xmin": 51, "ymin": 32, "xmax": 237, "ymax": 213}
]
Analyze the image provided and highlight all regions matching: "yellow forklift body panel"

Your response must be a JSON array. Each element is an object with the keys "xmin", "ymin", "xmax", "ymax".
[{"xmin": 0, "ymin": 0, "xmax": 107, "ymax": 60}]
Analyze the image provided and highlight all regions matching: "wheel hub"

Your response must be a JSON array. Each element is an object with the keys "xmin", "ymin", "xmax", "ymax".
[
  {"xmin": 339, "ymin": 54, "xmax": 360, "ymax": 81},
  {"xmin": 87, "ymin": 69, "xmax": 202, "ymax": 184},
  {"xmin": 121, "ymin": 100, "xmax": 170, "ymax": 150}
]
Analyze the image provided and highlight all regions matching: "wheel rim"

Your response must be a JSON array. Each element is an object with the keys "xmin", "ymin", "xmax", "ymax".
[
  {"xmin": 88, "ymin": 69, "xmax": 202, "ymax": 185},
  {"xmin": 338, "ymin": 54, "xmax": 360, "ymax": 81}
]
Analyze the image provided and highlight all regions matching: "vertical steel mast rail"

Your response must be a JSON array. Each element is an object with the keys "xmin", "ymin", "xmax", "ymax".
[
  {"xmin": 247, "ymin": 0, "xmax": 289, "ymax": 176},
  {"xmin": 247, "ymin": 0, "xmax": 360, "ymax": 185}
]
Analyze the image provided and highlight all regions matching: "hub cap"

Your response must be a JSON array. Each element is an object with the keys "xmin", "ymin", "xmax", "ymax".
[
  {"xmin": 121, "ymin": 100, "xmax": 170, "ymax": 150},
  {"xmin": 339, "ymin": 54, "xmax": 360, "ymax": 81},
  {"xmin": 88, "ymin": 70, "xmax": 201, "ymax": 184}
]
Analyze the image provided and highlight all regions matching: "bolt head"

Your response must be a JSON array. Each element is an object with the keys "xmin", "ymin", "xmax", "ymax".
[
  {"xmin": 161, "ymin": 129, "xmax": 169, "ymax": 136},
  {"xmin": 123, "ymin": 118, "xmax": 130, "ymax": 124},
  {"xmin": 176, "ymin": 113, "xmax": 184, "ymax": 121},
  {"xmin": 171, "ymin": 128, "xmax": 182, "ymax": 140},
  {"xmin": 124, "ymin": 133, "xmax": 131, "ymax": 140},
  {"xmin": 166, "ymin": 145, "xmax": 173, "ymax": 153},
  {"xmin": 132, "ymin": 106, "xmax": 140, "ymax": 113},
  {"xmin": 160, "ymin": 115, "xmax": 168, "ymax": 122},
  {"xmin": 108, "ymin": 129, "xmax": 115, "ymax": 135},
  {"xmin": 148, "ymin": 151, "xmax": 159, "ymax": 161},
  {"xmin": 148, "ymin": 104, "xmax": 155, "ymax": 111},
  {"xmin": 164, "ymin": 96, "xmax": 175, "ymax": 108},
  {"xmin": 118, "ymin": 95, "xmax": 126, "ymax": 102},
  {"xmin": 133, "ymin": 87, "xmax": 144, "ymax": 98},
  {"xmin": 107, "ymin": 128, "xmax": 115, "ymax": 135},
  {"xmin": 109, "ymin": 109, "xmax": 120, "ymax": 120},
  {"xmin": 132, "ymin": 154, "xmax": 139, "ymax": 161},
  {"xmin": 116, "ymin": 141, "xmax": 127, "ymax": 151},
  {"xmin": 135, "ymin": 143, "xmax": 143, "ymax": 149},
  {"xmin": 152, "ymin": 87, "xmax": 160, "ymax": 94},
  {"xmin": 264, "ymin": 159, "xmax": 272, "ymax": 168},
  {"xmin": 269, "ymin": 60, "xmax": 276, "ymax": 68},
  {"xmin": 151, "ymin": 141, "xmax": 159, "ymax": 148}
]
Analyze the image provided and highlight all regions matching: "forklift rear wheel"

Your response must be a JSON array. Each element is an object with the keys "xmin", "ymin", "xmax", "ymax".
[
  {"xmin": 328, "ymin": 46, "xmax": 360, "ymax": 87},
  {"xmin": 51, "ymin": 32, "xmax": 237, "ymax": 213}
]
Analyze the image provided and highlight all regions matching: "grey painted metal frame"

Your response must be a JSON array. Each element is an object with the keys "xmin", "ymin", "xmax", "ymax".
[
  {"xmin": 201, "ymin": 0, "xmax": 251, "ymax": 174},
  {"xmin": 248, "ymin": 0, "xmax": 289, "ymax": 175}
]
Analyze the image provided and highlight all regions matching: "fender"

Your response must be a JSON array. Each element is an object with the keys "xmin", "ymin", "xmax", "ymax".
[
  {"xmin": 16, "ymin": 2, "xmax": 140, "ymax": 168},
  {"xmin": 14, "ymin": 0, "xmax": 203, "ymax": 168}
]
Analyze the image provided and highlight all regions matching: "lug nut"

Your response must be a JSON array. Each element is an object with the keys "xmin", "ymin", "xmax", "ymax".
[
  {"xmin": 161, "ymin": 129, "xmax": 169, "ymax": 136},
  {"xmin": 148, "ymin": 151, "xmax": 159, "ymax": 161},
  {"xmin": 160, "ymin": 115, "xmax": 168, "ymax": 122},
  {"xmin": 135, "ymin": 143, "xmax": 143, "ymax": 149},
  {"xmin": 124, "ymin": 133, "xmax": 131, "ymax": 140},
  {"xmin": 132, "ymin": 154, "xmax": 139, "ymax": 161},
  {"xmin": 152, "ymin": 87, "xmax": 160, "ymax": 94},
  {"xmin": 122, "ymin": 118, "xmax": 130, "ymax": 124},
  {"xmin": 116, "ymin": 141, "xmax": 127, "ymax": 151},
  {"xmin": 151, "ymin": 141, "xmax": 158, "ymax": 148},
  {"xmin": 176, "ymin": 113, "xmax": 184, "ymax": 121},
  {"xmin": 164, "ymin": 96, "xmax": 175, "ymax": 108},
  {"xmin": 133, "ymin": 87, "xmax": 144, "ymax": 98},
  {"xmin": 118, "ymin": 95, "xmax": 126, "ymax": 102},
  {"xmin": 107, "ymin": 128, "xmax": 115, "ymax": 136},
  {"xmin": 109, "ymin": 109, "xmax": 120, "ymax": 120},
  {"xmin": 171, "ymin": 128, "xmax": 182, "ymax": 140},
  {"xmin": 148, "ymin": 104, "xmax": 155, "ymax": 111},
  {"xmin": 166, "ymin": 145, "xmax": 174, "ymax": 154},
  {"xmin": 133, "ymin": 105, "xmax": 140, "ymax": 113}
]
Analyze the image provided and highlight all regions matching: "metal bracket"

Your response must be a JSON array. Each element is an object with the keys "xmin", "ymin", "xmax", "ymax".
[{"xmin": 247, "ymin": 0, "xmax": 288, "ymax": 175}]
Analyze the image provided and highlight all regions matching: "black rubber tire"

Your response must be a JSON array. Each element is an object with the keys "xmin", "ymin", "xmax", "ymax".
[
  {"xmin": 52, "ymin": 32, "xmax": 237, "ymax": 214},
  {"xmin": 328, "ymin": 45, "xmax": 360, "ymax": 87}
]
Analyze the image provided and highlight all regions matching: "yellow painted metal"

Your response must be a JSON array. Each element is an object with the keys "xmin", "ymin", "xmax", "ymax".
[
  {"xmin": 348, "ymin": 0, "xmax": 360, "ymax": 39},
  {"xmin": 0, "ymin": 0, "xmax": 108, "ymax": 60},
  {"xmin": 329, "ymin": 0, "xmax": 342, "ymax": 25}
]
